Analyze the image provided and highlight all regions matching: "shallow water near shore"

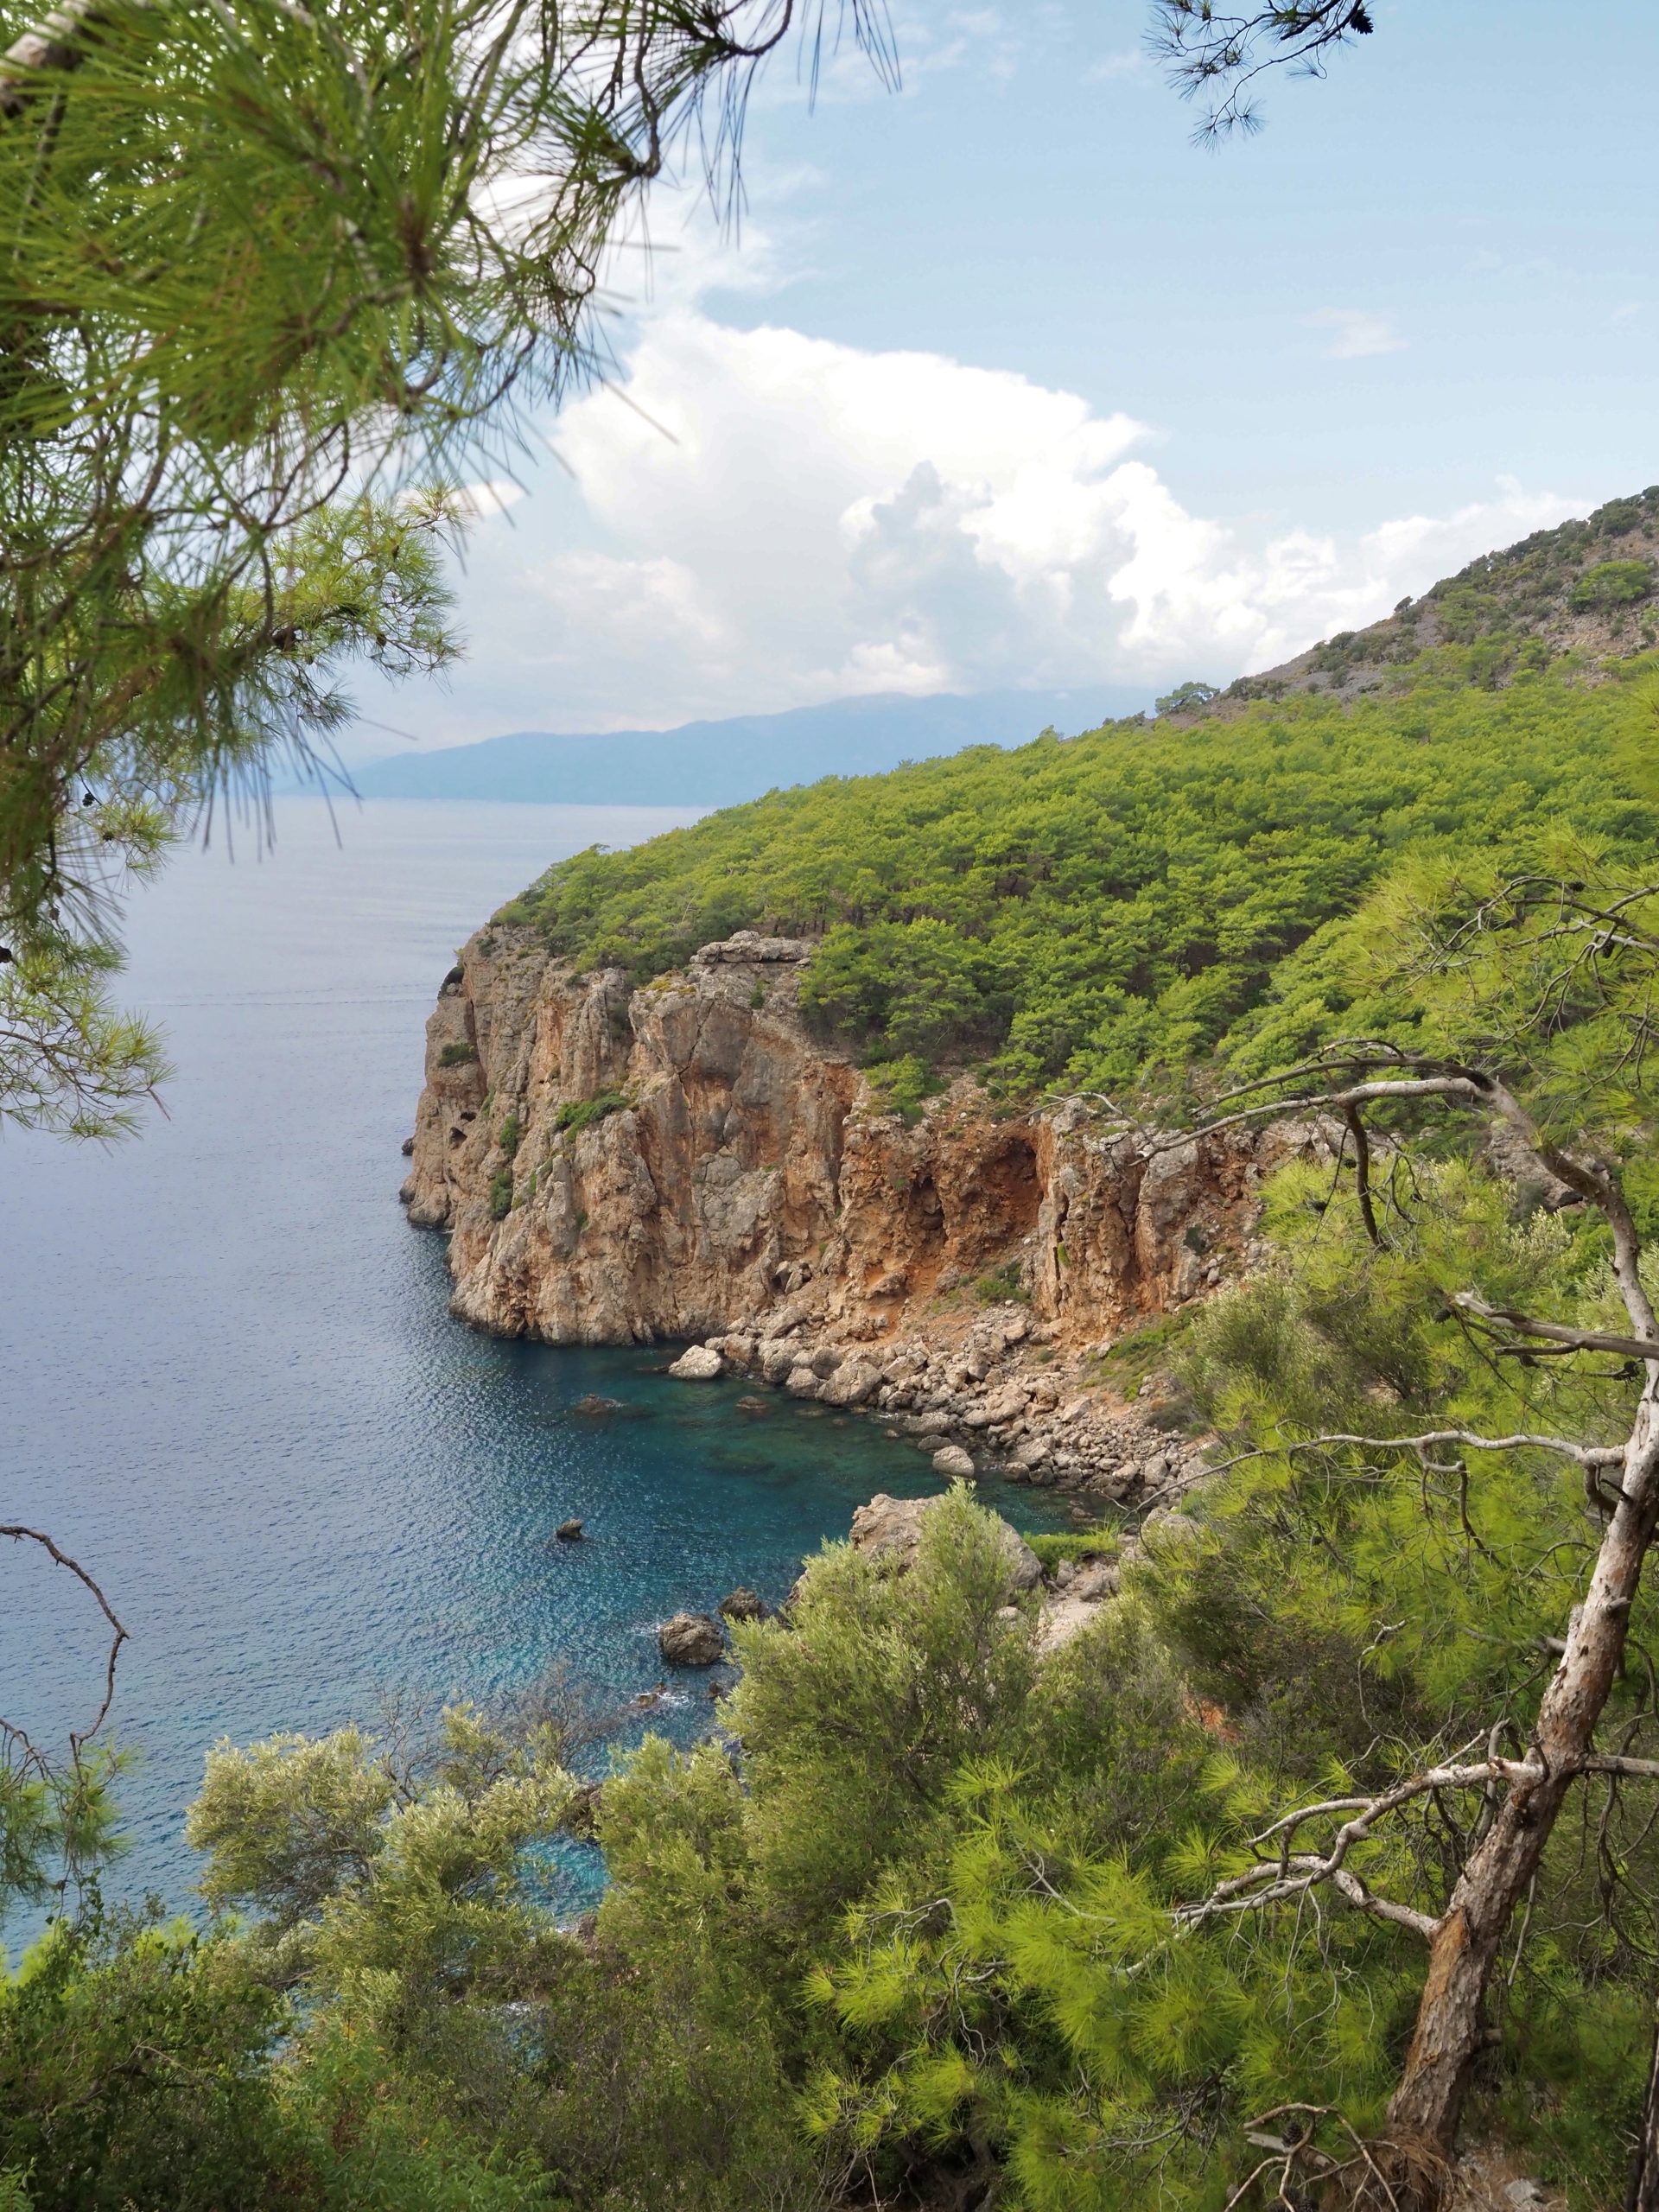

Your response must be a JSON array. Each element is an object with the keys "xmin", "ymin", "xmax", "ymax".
[{"xmin": 0, "ymin": 798, "xmax": 1074, "ymax": 1930}]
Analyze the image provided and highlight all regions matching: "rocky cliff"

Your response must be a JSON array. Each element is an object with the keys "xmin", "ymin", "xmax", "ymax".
[{"xmin": 403, "ymin": 924, "xmax": 1308, "ymax": 1363}]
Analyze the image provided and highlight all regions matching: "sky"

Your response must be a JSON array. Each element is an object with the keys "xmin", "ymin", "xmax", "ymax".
[{"xmin": 350, "ymin": 1, "xmax": 1659, "ymax": 753}]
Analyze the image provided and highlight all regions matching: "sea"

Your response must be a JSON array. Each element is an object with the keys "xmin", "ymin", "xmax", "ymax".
[{"xmin": 0, "ymin": 798, "xmax": 1072, "ymax": 1934}]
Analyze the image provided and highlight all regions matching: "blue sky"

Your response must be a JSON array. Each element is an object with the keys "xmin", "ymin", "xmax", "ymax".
[{"xmin": 354, "ymin": 1, "xmax": 1659, "ymax": 752}]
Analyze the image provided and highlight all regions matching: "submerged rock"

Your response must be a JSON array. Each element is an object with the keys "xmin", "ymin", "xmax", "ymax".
[
  {"xmin": 570, "ymin": 1393, "xmax": 621, "ymax": 1417},
  {"xmin": 658, "ymin": 1611, "xmax": 724, "ymax": 1665}
]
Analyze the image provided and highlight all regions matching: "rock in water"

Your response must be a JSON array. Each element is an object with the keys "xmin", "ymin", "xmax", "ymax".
[
  {"xmin": 719, "ymin": 1586, "xmax": 766, "ymax": 1622},
  {"xmin": 668, "ymin": 1344, "xmax": 723, "ymax": 1380},
  {"xmin": 570, "ymin": 1393, "xmax": 620, "ymax": 1416},
  {"xmin": 554, "ymin": 1518, "xmax": 584, "ymax": 1541},
  {"xmin": 932, "ymin": 1443, "xmax": 976, "ymax": 1478},
  {"xmin": 658, "ymin": 1611, "xmax": 725, "ymax": 1665}
]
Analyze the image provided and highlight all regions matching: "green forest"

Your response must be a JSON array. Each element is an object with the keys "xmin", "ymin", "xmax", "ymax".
[{"xmin": 514, "ymin": 658, "xmax": 1659, "ymax": 1094}]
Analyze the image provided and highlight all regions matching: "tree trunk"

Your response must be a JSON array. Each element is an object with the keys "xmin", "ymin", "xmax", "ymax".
[
  {"xmin": 1626, "ymin": 2004, "xmax": 1659, "ymax": 2212},
  {"xmin": 1380, "ymin": 1400, "xmax": 1659, "ymax": 2198}
]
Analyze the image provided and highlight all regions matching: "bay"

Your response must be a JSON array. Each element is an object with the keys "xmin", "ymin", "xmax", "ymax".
[{"xmin": 0, "ymin": 798, "xmax": 1070, "ymax": 1929}]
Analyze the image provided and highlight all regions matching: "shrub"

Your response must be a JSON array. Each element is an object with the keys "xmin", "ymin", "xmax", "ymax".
[
  {"xmin": 553, "ymin": 1089, "xmax": 628, "ymax": 1138},
  {"xmin": 437, "ymin": 1041, "xmax": 477, "ymax": 1068},
  {"xmin": 1570, "ymin": 557, "xmax": 1653, "ymax": 610},
  {"xmin": 487, "ymin": 1170, "xmax": 513, "ymax": 1220},
  {"xmin": 974, "ymin": 1258, "xmax": 1029, "ymax": 1305},
  {"xmin": 1024, "ymin": 1529, "xmax": 1118, "ymax": 1569},
  {"xmin": 861, "ymin": 1053, "xmax": 944, "ymax": 1125},
  {"xmin": 499, "ymin": 1113, "xmax": 521, "ymax": 1159}
]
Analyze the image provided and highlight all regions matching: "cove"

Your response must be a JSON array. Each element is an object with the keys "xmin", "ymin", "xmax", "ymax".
[{"xmin": 0, "ymin": 799, "xmax": 1074, "ymax": 1924}]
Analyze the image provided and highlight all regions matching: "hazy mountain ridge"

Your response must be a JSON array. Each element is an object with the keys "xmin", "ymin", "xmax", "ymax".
[{"xmin": 346, "ymin": 686, "xmax": 1146, "ymax": 806}]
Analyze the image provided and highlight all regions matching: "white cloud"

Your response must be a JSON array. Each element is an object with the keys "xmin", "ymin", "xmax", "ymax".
[
  {"xmin": 450, "ymin": 480, "xmax": 529, "ymax": 521},
  {"xmin": 1086, "ymin": 48, "xmax": 1149, "ymax": 82},
  {"xmin": 405, "ymin": 308, "xmax": 1576, "ymax": 735},
  {"xmin": 1308, "ymin": 308, "xmax": 1408, "ymax": 359}
]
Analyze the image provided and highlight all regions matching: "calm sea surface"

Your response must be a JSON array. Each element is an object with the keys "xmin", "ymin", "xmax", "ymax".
[{"xmin": 1, "ymin": 799, "xmax": 1070, "ymax": 1931}]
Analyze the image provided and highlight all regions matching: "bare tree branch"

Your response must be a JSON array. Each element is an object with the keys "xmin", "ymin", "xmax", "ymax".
[
  {"xmin": 1451, "ymin": 1291, "xmax": 1659, "ymax": 1367},
  {"xmin": 0, "ymin": 1522, "xmax": 127, "ymax": 1770}
]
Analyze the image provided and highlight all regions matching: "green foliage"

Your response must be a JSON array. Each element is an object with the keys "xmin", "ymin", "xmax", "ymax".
[
  {"xmin": 1571, "ymin": 558, "xmax": 1653, "ymax": 609},
  {"xmin": 518, "ymin": 673, "xmax": 1656, "ymax": 1093},
  {"xmin": 1, "ymin": 1747, "xmax": 127, "ymax": 1942},
  {"xmin": 488, "ymin": 1169, "xmax": 514, "ymax": 1221},
  {"xmin": 552, "ymin": 1089, "xmax": 629, "ymax": 1138},
  {"xmin": 0, "ymin": 1909, "xmax": 557, "ymax": 2210},
  {"xmin": 1084, "ymin": 1308, "xmax": 1196, "ymax": 1400},
  {"xmin": 1154, "ymin": 678, "xmax": 1222, "ymax": 714},
  {"xmin": 438, "ymin": 1041, "xmax": 479, "ymax": 1068},
  {"xmin": 1023, "ymin": 1529, "xmax": 1118, "ymax": 1568},
  {"xmin": 720, "ymin": 1489, "xmax": 1046, "ymax": 1941},
  {"xmin": 499, "ymin": 1113, "xmax": 523, "ymax": 1159},
  {"xmin": 973, "ymin": 1257, "xmax": 1030, "ymax": 1304},
  {"xmin": 0, "ymin": 1913, "xmax": 289, "ymax": 2212},
  {"xmin": 188, "ymin": 1702, "xmax": 576, "ymax": 2016},
  {"xmin": 862, "ymin": 1053, "xmax": 944, "ymax": 1125}
]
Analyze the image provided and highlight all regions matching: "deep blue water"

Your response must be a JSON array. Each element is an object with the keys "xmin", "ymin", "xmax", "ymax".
[{"xmin": 0, "ymin": 799, "xmax": 1071, "ymax": 1935}]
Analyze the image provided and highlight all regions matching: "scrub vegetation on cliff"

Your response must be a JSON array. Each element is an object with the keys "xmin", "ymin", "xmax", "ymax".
[{"xmin": 518, "ymin": 663, "xmax": 1658, "ymax": 1095}]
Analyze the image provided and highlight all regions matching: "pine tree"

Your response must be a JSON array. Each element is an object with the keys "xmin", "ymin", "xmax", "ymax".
[{"xmin": 0, "ymin": 0, "xmax": 893, "ymax": 1130}]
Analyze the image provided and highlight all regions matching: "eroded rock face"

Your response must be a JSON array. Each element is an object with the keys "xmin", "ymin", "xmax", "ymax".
[{"xmin": 402, "ymin": 925, "xmax": 1306, "ymax": 1350}]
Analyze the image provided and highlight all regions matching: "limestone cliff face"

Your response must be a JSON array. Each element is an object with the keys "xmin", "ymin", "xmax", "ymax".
[{"xmin": 402, "ymin": 926, "xmax": 1291, "ymax": 1347}]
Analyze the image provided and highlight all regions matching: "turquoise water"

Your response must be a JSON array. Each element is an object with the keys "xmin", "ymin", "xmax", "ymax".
[{"xmin": 0, "ymin": 800, "xmax": 1072, "ymax": 1926}]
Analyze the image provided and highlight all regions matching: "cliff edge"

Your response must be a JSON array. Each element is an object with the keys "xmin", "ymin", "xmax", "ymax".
[{"xmin": 402, "ymin": 925, "xmax": 1305, "ymax": 1361}]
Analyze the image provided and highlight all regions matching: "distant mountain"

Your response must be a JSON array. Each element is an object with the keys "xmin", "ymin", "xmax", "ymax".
[{"xmin": 345, "ymin": 687, "xmax": 1150, "ymax": 806}]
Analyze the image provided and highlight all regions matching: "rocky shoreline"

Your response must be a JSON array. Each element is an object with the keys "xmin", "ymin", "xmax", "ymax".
[
  {"xmin": 669, "ymin": 1295, "xmax": 1211, "ymax": 1512},
  {"xmin": 396, "ymin": 922, "xmax": 1338, "ymax": 1529}
]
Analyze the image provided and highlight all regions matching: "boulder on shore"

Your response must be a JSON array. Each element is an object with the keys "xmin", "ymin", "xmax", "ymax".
[
  {"xmin": 668, "ymin": 1344, "xmax": 723, "ymax": 1380},
  {"xmin": 849, "ymin": 1491, "xmax": 1041, "ymax": 1592},
  {"xmin": 932, "ymin": 1443, "xmax": 976, "ymax": 1478},
  {"xmin": 658, "ymin": 1611, "xmax": 725, "ymax": 1665},
  {"xmin": 821, "ymin": 1357, "xmax": 882, "ymax": 1408}
]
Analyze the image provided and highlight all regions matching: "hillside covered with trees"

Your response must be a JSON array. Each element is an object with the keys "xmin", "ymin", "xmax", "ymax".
[{"xmin": 515, "ymin": 599, "xmax": 1659, "ymax": 1096}]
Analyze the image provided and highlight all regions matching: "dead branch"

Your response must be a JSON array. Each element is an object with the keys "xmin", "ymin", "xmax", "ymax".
[
  {"xmin": 1274, "ymin": 1428, "xmax": 1625, "ymax": 1472},
  {"xmin": 1, "ymin": 1523, "xmax": 127, "ymax": 1768},
  {"xmin": 1452, "ymin": 1291, "xmax": 1659, "ymax": 1366}
]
